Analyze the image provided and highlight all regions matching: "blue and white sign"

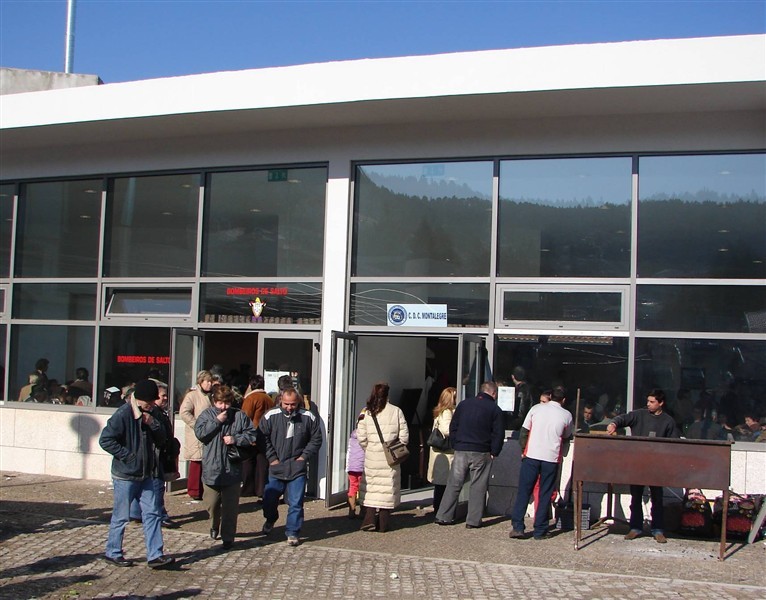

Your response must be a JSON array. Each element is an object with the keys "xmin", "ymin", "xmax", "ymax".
[{"xmin": 387, "ymin": 304, "xmax": 448, "ymax": 327}]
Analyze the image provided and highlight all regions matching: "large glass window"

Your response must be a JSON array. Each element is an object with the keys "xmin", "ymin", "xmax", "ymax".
[
  {"xmin": 637, "ymin": 285, "xmax": 766, "ymax": 333},
  {"xmin": 634, "ymin": 338, "xmax": 765, "ymax": 439},
  {"xmin": 12, "ymin": 283, "xmax": 97, "ymax": 320},
  {"xmin": 201, "ymin": 282, "xmax": 322, "ymax": 324},
  {"xmin": 350, "ymin": 282, "xmax": 489, "ymax": 327},
  {"xmin": 354, "ymin": 162, "xmax": 493, "ymax": 277},
  {"xmin": 105, "ymin": 174, "xmax": 199, "ymax": 277},
  {"xmin": 498, "ymin": 157, "xmax": 632, "ymax": 277},
  {"xmin": 0, "ymin": 325, "xmax": 6, "ymax": 401},
  {"xmin": 9, "ymin": 324, "xmax": 94, "ymax": 405},
  {"xmin": 637, "ymin": 153, "xmax": 766, "ymax": 279},
  {"xmin": 203, "ymin": 167, "xmax": 327, "ymax": 277},
  {"xmin": 98, "ymin": 326, "xmax": 170, "ymax": 406},
  {"xmin": 0, "ymin": 184, "xmax": 14, "ymax": 278},
  {"xmin": 15, "ymin": 180, "xmax": 102, "ymax": 278}
]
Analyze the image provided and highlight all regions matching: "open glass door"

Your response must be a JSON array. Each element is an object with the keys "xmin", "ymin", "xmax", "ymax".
[
  {"xmin": 326, "ymin": 331, "xmax": 358, "ymax": 507},
  {"xmin": 170, "ymin": 329, "xmax": 204, "ymax": 414},
  {"xmin": 458, "ymin": 334, "xmax": 490, "ymax": 401}
]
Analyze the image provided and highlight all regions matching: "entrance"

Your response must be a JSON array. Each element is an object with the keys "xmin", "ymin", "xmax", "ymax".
[{"xmin": 326, "ymin": 332, "xmax": 487, "ymax": 506}]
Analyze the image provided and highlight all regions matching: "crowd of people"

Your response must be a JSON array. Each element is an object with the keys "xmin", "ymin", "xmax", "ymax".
[{"xmin": 94, "ymin": 363, "xmax": 764, "ymax": 567}]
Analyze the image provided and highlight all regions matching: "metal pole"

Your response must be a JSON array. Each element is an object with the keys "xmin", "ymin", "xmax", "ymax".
[{"xmin": 65, "ymin": 0, "xmax": 77, "ymax": 73}]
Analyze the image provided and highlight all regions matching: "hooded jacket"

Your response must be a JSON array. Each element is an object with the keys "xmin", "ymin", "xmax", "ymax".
[{"xmin": 259, "ymin": 406, "xmax": 322, "ymax": 481}]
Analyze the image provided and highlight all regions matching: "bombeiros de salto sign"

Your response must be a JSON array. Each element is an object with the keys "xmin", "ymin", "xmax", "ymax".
[{"xmin": 387, "ymin": 304, "xmax": 448, "ymax": 327}]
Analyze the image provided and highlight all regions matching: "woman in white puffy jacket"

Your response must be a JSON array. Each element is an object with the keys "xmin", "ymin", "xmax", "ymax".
[{"xmin": 357, "ymin": 382, "xmax": 409, "ymax": 532}]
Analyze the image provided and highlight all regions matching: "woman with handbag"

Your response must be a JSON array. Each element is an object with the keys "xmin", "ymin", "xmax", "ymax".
[
  {"xmin": 194, "ymin": 385, "xmax": 258, "ymax": 550},
  {"xmin": 427, "ymin": 387, "xmax": 457, "ymax": 515},
  {"xmin": 356, "ymin": 382, "xmax": 409, "ymax": 532}
]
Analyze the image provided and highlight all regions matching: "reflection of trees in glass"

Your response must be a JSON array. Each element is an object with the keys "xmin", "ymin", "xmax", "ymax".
[
  {"xmin": 638, "ymin": 195, "xmax": 766, "ymax": 278},
  {"xmin": 354, "ymin": 170, "xmax": 491, "ymax": 277},
  {"xmin": 497, "ymin": 199, "xmax": 631, "ymax": 277}
]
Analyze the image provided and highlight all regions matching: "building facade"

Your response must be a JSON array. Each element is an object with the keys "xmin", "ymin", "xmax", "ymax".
[{"xmin": 1, "ymin": 35, "xmax": 764, "ymax": 502}]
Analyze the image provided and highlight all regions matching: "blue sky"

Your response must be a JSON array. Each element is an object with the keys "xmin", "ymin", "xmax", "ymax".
[{"xmin": 1, "ymin": 1, "xmax": 764, "ymax": 83}]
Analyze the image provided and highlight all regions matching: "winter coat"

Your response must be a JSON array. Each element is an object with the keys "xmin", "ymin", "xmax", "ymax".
[
  {"xmin": 346, "ymin": 429, "xmax": 365, "ymax": 474},
  {"xmin": 194, "ymin": 406, "xmax": 258, "ymax": 487},
  {"xmin": 357, "ymin": 402, "xmax": 409, "ymax": 510},
  {"xmin": 179, "ymin": 387, "xmax": 212, "ymax": 461},
  {"xmin": 99, "ymin": 400, "xmax": 169, "ymax": 481},
  {"xmin": 259, "ymin": 406, "xmax": 322, "ymax": 482},
  {"xmin": 240, "ymin": 389, "xmax": 274, "ymax": 428},
  {"xmin": 427, "ymin": 408, "xmax": 454, "ymax": 485}
]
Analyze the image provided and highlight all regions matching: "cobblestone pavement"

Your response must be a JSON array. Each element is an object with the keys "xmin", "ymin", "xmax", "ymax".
[{"xmin": 1, "ymin": 472, "xmax": 764, "ymax": 599}]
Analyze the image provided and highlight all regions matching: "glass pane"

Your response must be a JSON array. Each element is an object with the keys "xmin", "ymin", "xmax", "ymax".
[
  {"xmin": 106, "ymin": 288, "xmax": 192, "ymax": 316},
  {"xmin": 638, "ymin": 153, "xmax": 766, "ymax": 278},
  {"xmin": 329, "ymin": 335, "xmax": 356, "ymax": 501},
  {"xmin": 498, "ymin": 157, "xmax": 632, "ymax": 277},
  {"xmin": 262, "ymin": 338, "xmax": 313, "ymax": 398},
  {"xmin": 106, "ymin": 174, "xmax": 199, "ymax": 277},
  {"xmin": 15, "ymin": 180, "xmax": 102, "ymax": 277},
  {"xmin": 350, "ymin": 283, "xmax": 489, "ymax": 327},
  {"xmin": 13, "ymin": 283, "xmax": 96, "ymax": 320},
  {"xmin": 200, "ymin": 282, "xmax": 321, "ymax": 325},
  {"xmin": 0, "ymin": 325, "xmax": 6, "ymax": 401},
  {"xmin": 494, "ymin": 335, "xmax": 629, "ymax": 422},
  {"xmin": 503, "ymin": 290, "xmax": 622, "ymax": 323},
  {"xmin": 0, "ymin": 184, "xmax": 14, "ymax": 278},
  {"xmin": 354, "ymin": 162, "xmax": 493, "ymax": 276},
  {"xmin": 634, "ymin": 338, "xmax": 765, "ymax": 438},
  {"xmin": 203, "ymin": 167, "xmax": 327, "ymax": 277},
  {"xmin": 98, "ymin": 326, "xmax": 170, "ymax": 406},
  {"xmin": 637, "ymin": 285, "xmax": 766, "ymax": 332},
  {"xmin": 9, "ymin": 324, "xmax": 94, "ymax": 405}
]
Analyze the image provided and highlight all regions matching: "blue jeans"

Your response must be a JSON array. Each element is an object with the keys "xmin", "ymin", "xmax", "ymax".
[
  {"xmin": 629, "ymin": 484, "xmax": 665, "ymax": 535},
  {"xmin": 511, "ymin": 457, "xmax": 558, "ymax": 538},
  {"xmin": 129, "ymin": 479, "xmax": 168, "ymax": 521},
  {"xmin": 106, "ymin": 478, "xmax": 165, "ymax": 561},
  {"xmin": 263, "ymin": 474, "xmax": 306, "ymax": 538}
]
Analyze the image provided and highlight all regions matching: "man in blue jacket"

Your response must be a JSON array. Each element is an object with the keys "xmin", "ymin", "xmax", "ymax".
[
  {"xmin": 99, "ymin": 379, "xmax": 174, "ymax": 568},
  {"xmin": 435, "ymin": 381, "xmax": 505, "ymax": 529},
  {"xmin": 259, "ymin": 387, "xmax": 322, "ymax": 546}
]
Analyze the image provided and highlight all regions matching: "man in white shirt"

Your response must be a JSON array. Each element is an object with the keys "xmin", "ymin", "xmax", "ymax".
[{"xmin": 508, "ymin": 387, "xmax": 573, "ymax": 540}]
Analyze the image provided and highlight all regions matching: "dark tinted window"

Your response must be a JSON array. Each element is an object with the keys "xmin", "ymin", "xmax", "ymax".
[
  {"xmin": 354, "ymin": 162, "xmax": 493, "ymax": 277},
  {"xmin": 13, "ymin": 283, "xmax": 96, "ymax": 320},
  {"xmin": 498, "ymin": 157, "xmax": 632, "ymax": 277},
  {"xmin": 201, "ymin": 282, "xmax": 322, "ymax": 325},
  {"xmin": 637, "ymin": 154, "xmax": 766, "ymax": 278},
  {"xmin": 0, "ymin": 184, "xmax": 14, "ymax": 278}
]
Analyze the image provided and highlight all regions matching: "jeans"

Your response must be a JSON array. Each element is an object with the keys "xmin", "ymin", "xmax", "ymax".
[
  {"xmin": 263, "ymin": 474, "xmax": 306, "ymax": 538},
  {"xmin": 435, "ymin": 451, "xmax": 491, "ymax": 527},
  {"xmin": 510, "ymin": 457, "xmax": 558, "ymax": 538},
  {"xmin": 106, "ymin": 478, "xmax": 165, "ymax": 561},
  {"xmin": 129, "ymin": 478, "xmax": 168, "ymax": 521},
  {"xmin": 629, "ymin": 484, "xmax": 665, "ymax": 534}
]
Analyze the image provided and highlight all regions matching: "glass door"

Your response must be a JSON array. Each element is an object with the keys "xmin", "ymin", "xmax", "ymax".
[
  {"xmin": 170, "ymin": 329, "xmax": 204, "ymax": 413},
  {"xmin": 326, "ymin": 331, "xmax": 358, "ymax": 507},
  {"xmin": 458, "ymin": 334, "xmax": 490, "ymax": 401}
]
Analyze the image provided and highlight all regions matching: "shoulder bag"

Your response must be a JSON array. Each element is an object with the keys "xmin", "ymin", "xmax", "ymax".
[
  {"xmin": 427, "ymin": 414, "xmax": 452, "ymax": 452},
  {"xmin": 371, "ymin": 411, "xmax": 410, "ymax": 467}
]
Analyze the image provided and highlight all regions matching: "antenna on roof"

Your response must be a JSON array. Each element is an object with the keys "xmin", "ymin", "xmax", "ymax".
[{"xmin": 65, "ymin": 0, "xmax": 77, "ymax": 73}]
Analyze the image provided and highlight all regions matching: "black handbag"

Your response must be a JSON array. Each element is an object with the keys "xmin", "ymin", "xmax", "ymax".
[
  {"xmin": 427, "ymin": 426, "xmax": 452, "ymax": 452},
  {"xmin": 371, "ymin": 412, "xmax": 410, "ymax": 467}
]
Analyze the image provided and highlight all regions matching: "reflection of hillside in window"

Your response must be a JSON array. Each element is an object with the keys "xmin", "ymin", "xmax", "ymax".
[
  {"xmin": 498, "ymin": 157, "xmax": 632, "ymax": 278},
  {"xmin": 354, "ymin": 163, "xmax": 492, "ymax": 277}
]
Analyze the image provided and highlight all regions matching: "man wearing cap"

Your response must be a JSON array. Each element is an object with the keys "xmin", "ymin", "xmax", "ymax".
[
  {"xmin": 99, "ymin": 379, "xmax": 175, "ymax": 568},
  {"xmin": 509, "ymin": 386, "xmax": 573, "ymax": 540}
]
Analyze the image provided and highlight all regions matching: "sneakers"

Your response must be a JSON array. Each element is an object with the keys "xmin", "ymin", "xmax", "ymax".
[
  {"xmin": 147, "ymin": 555, "xmax": 175, "ymax": 569},
  {"xmin": 624, "ymin": 530, "xmax": 641, "ymax": 540},
  {"xmin": 262, "ymin": 520, "xmax": 275, "ymax": 535},
  {"xmin": 653, "ymin": 533, "xmax": 668, "ymax": 544},
  {"xmin": 103, "ymin": 555, "xmax": 133, "ymax": 567},
  {"xmin": 161, "ymin": 518, "xmax": 179, "ymax": 528},
  {"xmin": 508, "ymin": 529, "xmax": 525, "ymax": 539},
  {"xmin": 210, "ymin": 528, "xmax": 219, "ymax": 540},
  {"xmin": 287, "ymin": 536, "xmax": 300, "ymax": 547}
]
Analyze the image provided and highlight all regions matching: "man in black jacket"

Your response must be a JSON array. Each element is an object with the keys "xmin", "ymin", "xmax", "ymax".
[
  {"xmin": 99, "ymin": 379, "xmax": 174, "ymax": 568},
  {"xmin": 435, "ymin": 381, "xmax": 505, "ymax": 529},
  {"xmin": 607, "ymin": 388, "xmax": 680, "ymax": 543},
  {"xmin": 259, "ymin": 387, "xmax": 322, "ymax": 546}
]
